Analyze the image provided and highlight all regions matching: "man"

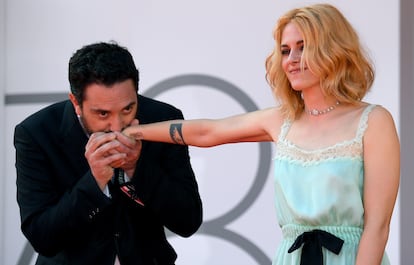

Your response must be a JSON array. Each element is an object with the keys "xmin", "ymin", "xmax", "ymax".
[{"xmin": 14, "ymin": 42, "xmax": 203, "ymax": 265}]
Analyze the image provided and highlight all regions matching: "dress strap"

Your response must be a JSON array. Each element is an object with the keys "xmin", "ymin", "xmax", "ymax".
[
  {"xmin": 355, "ymin": 104, "xmax": 377, "ymax": 143},
  {"xmin": 278, "ymin": 119, "xmax": 292, "ymax": 141}
]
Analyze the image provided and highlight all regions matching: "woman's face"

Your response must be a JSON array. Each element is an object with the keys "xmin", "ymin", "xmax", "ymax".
[{"xmin": 281, "ymin": 22, "xmax": 319, "ymax": 92}]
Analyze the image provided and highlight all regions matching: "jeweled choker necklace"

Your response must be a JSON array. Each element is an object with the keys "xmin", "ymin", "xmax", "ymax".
[{"xmin": 305, "ymin": 101, "xmax": 340, "ymax": 116}]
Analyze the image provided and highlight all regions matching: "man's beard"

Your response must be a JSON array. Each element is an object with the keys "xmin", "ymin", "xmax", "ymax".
[{"xmin": 77, "ymin": 114, "xmax": 93, "ymax": 137}]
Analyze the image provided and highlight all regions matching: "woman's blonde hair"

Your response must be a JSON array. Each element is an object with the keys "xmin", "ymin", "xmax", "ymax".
[{"xmin": 265, "ymin": 3, "xmax": 375, "ymax": 120}]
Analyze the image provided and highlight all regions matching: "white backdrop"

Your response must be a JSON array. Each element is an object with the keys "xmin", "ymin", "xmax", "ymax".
[{"xmin": 2, "ymin": 0, "xmax": 400, "ymax": 264}]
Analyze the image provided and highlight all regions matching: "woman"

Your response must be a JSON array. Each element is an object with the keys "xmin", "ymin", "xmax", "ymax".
[{"xmin": 122, "ymin": 4, "xmax": 399, "ymax": 265}]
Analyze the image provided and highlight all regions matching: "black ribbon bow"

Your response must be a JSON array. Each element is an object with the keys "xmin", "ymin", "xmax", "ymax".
[{"xmin": 288, "ymin": 229, "xmax": 344, "ymax": 265}]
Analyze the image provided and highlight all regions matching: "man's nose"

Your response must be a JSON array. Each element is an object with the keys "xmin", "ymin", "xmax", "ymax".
[{"xmin": 109, "ymin": 116, "xmax": 124, "ymax": 132}]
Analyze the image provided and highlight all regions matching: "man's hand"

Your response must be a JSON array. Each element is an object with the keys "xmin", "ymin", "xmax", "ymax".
[
  {"xmin": 116, "ymin": 127, "xmax": 142, "ymax": 175},
  {"xmin": 85, "ymin": 120, "xmax": 142, "ymax": 190},
  {"xmin": 85, "ymin": 132, "xmax": 127, "ymax": 191},
  {"xmin": 114, "ymin": 119, "xmax": 142, "ymax": 177}
]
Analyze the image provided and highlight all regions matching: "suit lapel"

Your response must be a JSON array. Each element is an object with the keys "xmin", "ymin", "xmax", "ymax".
[{"xmin": 59, "ymin": 101, "xmax": 90, "ymax": 174}]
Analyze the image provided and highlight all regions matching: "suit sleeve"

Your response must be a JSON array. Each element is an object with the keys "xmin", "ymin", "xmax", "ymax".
[
  {"xmin": 132, "ymin": 108, "xmax": 203, "ymax": 237},
  {"xmin": 14, "ymin": 123, "xmax": 113, "ymax": 256}
]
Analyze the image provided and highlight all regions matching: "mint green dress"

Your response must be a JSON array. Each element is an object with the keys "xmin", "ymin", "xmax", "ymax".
[{"xmin": 273, "ymin": 105, "xmax": 390, "ymax": 265}]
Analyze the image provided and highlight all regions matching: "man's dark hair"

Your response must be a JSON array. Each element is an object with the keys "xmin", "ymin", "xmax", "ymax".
[{"xmin": 68, "ymin": 41, "xmax": 139, "ymax": 105}]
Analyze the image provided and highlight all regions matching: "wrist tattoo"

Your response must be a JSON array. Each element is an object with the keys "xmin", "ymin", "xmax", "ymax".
[
  {"xmin": 130, "ymin": 132, "xmax": 143, "ymax": 140},
  {"xmin": 169, "ymin": 123, "xmax": 187, "ymax": 145}
]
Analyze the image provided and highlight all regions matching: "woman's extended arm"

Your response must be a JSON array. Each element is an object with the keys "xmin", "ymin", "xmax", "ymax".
[
  {"xmin": 355, "ymin": 106, "xmax": 400, "ymax": 265},
  {"xmin": 122, "ymin": 108, "xmax": 280, "ymax": 147}
]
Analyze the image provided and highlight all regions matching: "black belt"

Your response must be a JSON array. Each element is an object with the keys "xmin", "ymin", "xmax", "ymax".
[{"xmin": 288, "ymin": 229, "xmax": 344, "ymax": 265}]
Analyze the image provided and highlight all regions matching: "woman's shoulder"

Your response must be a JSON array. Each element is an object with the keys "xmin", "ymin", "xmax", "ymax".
[
  {"xmin": 256, "ymin": 105, "xmax": 284, "ymax": 117},
  {"xmin": 251, "ymin": 106, "xmax": 286, "ymax": 141},
  {"xmin": 342, "ymin": 102, "xmax": 393, "ymax": 123},
  {"xmin": 251, "ymin": 106, "xmax": 285, "ymax": 125},
  {"xmin": 364, "ymin": 103, "xmax": 396, "ymax": 125},
  {"xmin": 361, "ymin": 103, "xmax": 398, "ymax": 139}
]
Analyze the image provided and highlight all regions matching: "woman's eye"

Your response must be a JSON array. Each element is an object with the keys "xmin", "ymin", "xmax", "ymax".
[{"xmin": 281, "ymin": 49, "xmax": 290, "ymax": 55}]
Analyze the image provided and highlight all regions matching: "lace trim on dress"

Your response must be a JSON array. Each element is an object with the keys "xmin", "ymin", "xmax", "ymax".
[
  {"xmin": 275, "ymin": 139, "xmax": 362, "ymax": 165},
  {"xmin": 274, "ymin": 104, "xmax": 376, "ymax": 165}
]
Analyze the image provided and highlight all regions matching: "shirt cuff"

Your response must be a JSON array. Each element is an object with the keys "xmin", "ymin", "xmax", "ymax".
[{"xmin": 103, "ymin": 184, "xmax": 111, "ymax": 198}]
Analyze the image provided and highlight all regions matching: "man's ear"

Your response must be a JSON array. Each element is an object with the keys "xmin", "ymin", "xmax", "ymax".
[{"xmin": 69, "ymin": 93, "xmax": 81, "ymax": 116}]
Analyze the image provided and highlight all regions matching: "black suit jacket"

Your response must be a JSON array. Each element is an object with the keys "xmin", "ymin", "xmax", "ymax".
[{"xmin": 14, "ymin": 95, "xmax": 203, "ymax": 265}]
